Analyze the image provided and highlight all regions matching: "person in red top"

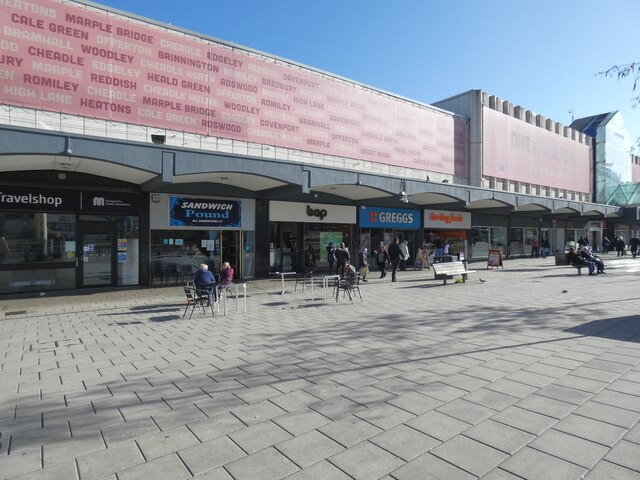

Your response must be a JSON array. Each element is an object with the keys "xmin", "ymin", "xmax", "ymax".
[{"xmin": 530, "ymin": 237, "xmax": 538, "ymax": 258}]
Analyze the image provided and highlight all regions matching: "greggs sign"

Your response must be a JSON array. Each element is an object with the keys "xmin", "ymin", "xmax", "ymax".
[{"xmin": 424, "ymin": 210, "xmax": 470, "ymax": 229}]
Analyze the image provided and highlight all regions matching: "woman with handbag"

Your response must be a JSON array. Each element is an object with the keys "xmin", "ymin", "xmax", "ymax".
[{"xmin": 358, "ymin": 248, "xmax": 369, "ymax": 282}]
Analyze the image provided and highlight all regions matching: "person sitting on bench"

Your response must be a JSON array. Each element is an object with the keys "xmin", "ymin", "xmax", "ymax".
[
  {"xmin": 580, "ymin": 246, "xmax": 606, "ymax": 274},
  {"xmin": 567, "ymin": 247, "xmax": 595, "ymax": 275}
]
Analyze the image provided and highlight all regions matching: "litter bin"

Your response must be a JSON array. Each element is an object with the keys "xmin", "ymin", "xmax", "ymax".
[{"xmin": 554, "ymin": 253, "xmax": 568, "ymax": 266}]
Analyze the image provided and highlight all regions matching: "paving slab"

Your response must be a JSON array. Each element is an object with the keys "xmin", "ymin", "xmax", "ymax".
[{"xmin": 2, "ymin": 257, "xmax": 640, "ymax": 479}]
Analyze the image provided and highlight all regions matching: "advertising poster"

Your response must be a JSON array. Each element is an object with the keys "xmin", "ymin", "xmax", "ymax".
[{"xmin": 320, "ymin": 232, "xmax": 343, "ymax": 262}]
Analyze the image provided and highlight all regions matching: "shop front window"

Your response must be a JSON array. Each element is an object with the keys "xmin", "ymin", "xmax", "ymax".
[
  {"xmin": 0, "ymin": 212, "xmax": 76, "ymax": 265},
  {"xmin": 509, "ymin": 228, "xmax": 524, "ymax": 256},
  {"xmin": 470, "ymin": 227, "xmax": 489, "ymax": 258},
  {"xmin": 0, "ymin": 212, "xmax": 76, "ymax": 293},
  {"xmin": 524, "ymin": 228, "xmax": 537, "ymax": 256},
  {"xmin": 150, "ymin": 230, "xmax": 223, "ymax": 284},
  {"xmin": 490, "ymin": 227, "xmax": 507, "ymax": 256}
]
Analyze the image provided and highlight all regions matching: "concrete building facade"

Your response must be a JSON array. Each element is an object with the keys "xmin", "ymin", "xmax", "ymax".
[{"xmin": 0, "ymin": 0, "xmax": 622, "ymax": 295}]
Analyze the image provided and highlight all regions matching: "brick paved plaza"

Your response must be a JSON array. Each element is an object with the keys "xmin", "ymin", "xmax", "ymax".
[{"xmin": 1, "ymin": 256, "xmax": 640, "ymax": 480}]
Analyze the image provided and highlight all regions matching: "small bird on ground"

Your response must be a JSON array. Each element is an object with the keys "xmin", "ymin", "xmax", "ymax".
[
  {"xmin": 562, "ymin": 290, "xmax": 568, "ymax": 293},
  {"xmin": 479, "ymin": 278, "xmax": 487, "ymax": 283}
]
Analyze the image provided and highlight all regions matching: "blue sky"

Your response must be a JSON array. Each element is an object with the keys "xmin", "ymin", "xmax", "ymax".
[{"xmin": 95, "ymin": 0, "xmax": 640, "ymax": 147}]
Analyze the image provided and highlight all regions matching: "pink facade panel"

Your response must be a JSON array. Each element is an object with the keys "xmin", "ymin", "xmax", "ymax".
[
  {"xmin": 482, "ymin": 108, "xmax": 591, "ymax": 193},
  {"xmin": 632, "ymin": 162, "xmax": 640, "ymax": 183},
  {"xmin": 0, "ymin": 0, "xmax": 468, "ymax": 176}
]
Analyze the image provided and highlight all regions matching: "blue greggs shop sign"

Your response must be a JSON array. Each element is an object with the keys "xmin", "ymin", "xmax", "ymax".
[
  {"xmin": 169, "ymin": 197, "xmax": 241, "ymax": 227},
  {"xmin": 359, "ymin": 206, "xmax": 421, "ymax": 229}
]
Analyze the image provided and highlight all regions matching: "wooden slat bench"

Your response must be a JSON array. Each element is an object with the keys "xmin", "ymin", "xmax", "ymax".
[{"xmin": 432, "ymin": 261, "xmax": 476, "ymax": 285}]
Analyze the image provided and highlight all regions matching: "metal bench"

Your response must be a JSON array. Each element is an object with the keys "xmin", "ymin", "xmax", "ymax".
[{"xmin": 432, "ymin": 261, "xmax": 476, "ymax": 285}]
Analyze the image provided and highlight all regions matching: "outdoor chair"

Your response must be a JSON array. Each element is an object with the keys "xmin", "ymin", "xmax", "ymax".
[
  {"xmin": 294, "ymin": 270, "xmax": 314, "ymax": 293},
  {"xmin": 183, "ymin": 286, "xmax": 215, "ymax": 319},
  {"xmin": 335, "ymin": 273, "xmax": 363, "ymax": 303}
]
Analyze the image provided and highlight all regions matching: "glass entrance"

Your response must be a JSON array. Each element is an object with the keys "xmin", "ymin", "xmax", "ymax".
[{"xmin": 79, "ymin": 223, "xmax": 114, "ymax": 287}]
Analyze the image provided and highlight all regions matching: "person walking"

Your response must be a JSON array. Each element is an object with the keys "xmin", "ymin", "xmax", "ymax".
[
  {"xmin": 541, "ymin": 237, "xmax": 550, "ymax": 258},
  {"xmin": 336, "ymin": 242, "xmax": 350, "ymax": 277},
  {"xmin": 388, "ymin": 238, "xmax": 403, "ymax": 282},
  {"xmin": 358, "ymin": 248, "xmax": 369, "ymax": 282},
  {"xmin": 602, "ymin": 236, "xmax": 611, "ymax": 254},
  {"xmin": 376, "ymin": 245, "xmax": 390, "ymax": 278},
  {"xmin": 326, "ymin": 242, "xmax": 336, "ymax": 274},
  {"xmin": 616, "ymin": 237, "xmax": 626, "ymax": 257},
  {"xmin": 630, "ymin": 234, "xmax": 640, "ymax": 258},
  {"xmin": 399, "ymin": 240, "xmax": 410, "ymax": 270}
]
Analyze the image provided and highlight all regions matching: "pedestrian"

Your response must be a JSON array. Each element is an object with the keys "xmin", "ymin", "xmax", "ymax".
[
  {"xmin": 577, "ymin": 236, "xmax": 585, "ymax": 247},
  {"xmin": 541, "ymin": 237, "xmax": 550, "ymax": 258},
  {"xmin": 442, "ymin": 239, "xmax": 450, "ymax": 256},
  {"xmin": 376, "ymin": 245, "xmax": 390, "ymax": 278},
  {"xmin": 326, "ymin": 242, "xmax": 336, "ymax": 274},
  {"xmin": 434, "ymin": 238, "xmax": 443, "ymax": 257},
  {"xmin": 358, "ymin": 247, "xmax": 369, "ymax": 282},
  {"xmin": 630, "ymin": 234, "xmax": 640, "ymax": 258},
  {"xmin": 530, "ymin": 237, "xmax": 538, "ymax": 258},
  {"xmin": 336, "ymin": 242, "xmax": 350, "ymax": 277},
  {"xmin": 399, "ymin": 240, "xmax": 410, "ymax": 270},
  {"xmin": 388, "ymin": 238, "xmax": 403, "ymax": 282},
  {"xmin": 602, "ymin": 236, "xmax": 611, "ymax": 254},
  {"xmin": 616, "ymin": 237, "xmax": 626, "ymax": 257}
]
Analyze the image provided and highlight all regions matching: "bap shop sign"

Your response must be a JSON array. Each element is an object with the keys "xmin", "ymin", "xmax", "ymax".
[{"xmin": 170, "ymin": 197, "xmax": 241, "ymax": 227}]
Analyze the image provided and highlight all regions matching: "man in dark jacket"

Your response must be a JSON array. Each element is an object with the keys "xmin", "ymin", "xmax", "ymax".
[
  {"xmin": 387, "ymin": 238, "xmax": 403, "ymax": 282},
  {"xmin": 629, "ymin": 234, "xmax": 640, "ymax": 258}
]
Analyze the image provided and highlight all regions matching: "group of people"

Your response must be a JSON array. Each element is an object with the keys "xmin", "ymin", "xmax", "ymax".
[
  {"xmin": 567, "ymin": 245, "xmax": 606, "ymax": 275},
  {"xmin": 326, "ymin": 238, "xmax": 411, "ymax": 284},
  {"xmin": 193, "ymin": 261, "xmax": 235, "ymax": 300},
  {"xmin": 530, "ymin": 237, "xmax": 551, "ymax": 258},
  {"xmin": 603, "ymin": 235, "xmax": 639, "ymax": 257},
  {"xmin": 373, "ymin": 238, "xmax": 409, "ymax": 282}
]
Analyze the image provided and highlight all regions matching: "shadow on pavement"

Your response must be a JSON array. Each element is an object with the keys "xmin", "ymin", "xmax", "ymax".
[{"xmin": 564, "ymin": 315, "xmax": 640, "ymax": 343}]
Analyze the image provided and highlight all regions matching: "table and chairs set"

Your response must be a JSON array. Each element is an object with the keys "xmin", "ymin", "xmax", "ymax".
[
  {"xmin": 272, "ymin": 270, "xmax": 364, "ymax": 303},
  {"xmin": 182, "ymin": 280, "xmax": 246, "ymax": 319}
]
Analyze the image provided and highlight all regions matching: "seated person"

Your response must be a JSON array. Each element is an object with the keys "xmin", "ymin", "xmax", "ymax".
[
  {"xmin": 219, "ymin": 261, "xmax": 236, "ymax": 299},
  {"xmin": 580, "ymin": 246, "xmax": 605, "ymax": 274},
  {"xmin": 220, "ymin": 261, "xmax": 234, "ymax": 285},
  {"xmin": 342, "ymin": 259, "xmax": 357, "ymax": 282},
  {"xmin": 567, "ymin": 247, "xmax": 595, "ymax": 275},
  {"xmin": 194, "ymin": 263, "xmax": 216, "ymax": 298}
]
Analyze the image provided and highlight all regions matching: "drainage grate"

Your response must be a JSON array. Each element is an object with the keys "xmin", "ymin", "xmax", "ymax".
[{"xmin": 5, "ymin": 310, "xmax": 27, "ymax": 316}]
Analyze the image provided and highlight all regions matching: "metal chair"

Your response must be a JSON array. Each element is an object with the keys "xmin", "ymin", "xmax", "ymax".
[
  {"xmin": 183, "ymin": 286, "xmax": 215, "ymax": 319},
  {"xmin": 335, "ymin": 273, "xmax": 363, "ymax": 303},
  {"xmin": 294, "ymin": 270, "xmax": 314, "ymax": 292}
]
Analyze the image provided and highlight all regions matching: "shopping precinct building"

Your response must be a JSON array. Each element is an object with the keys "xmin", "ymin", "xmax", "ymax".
[{"xmin": 0, "ymin": 0, "xmax": 632, "ymax": 294}]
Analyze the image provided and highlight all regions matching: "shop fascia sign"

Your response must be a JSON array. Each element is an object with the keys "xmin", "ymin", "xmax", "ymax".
[
  {"xmin": 169, "ymin": 196, "xmax": 241, "ymax": 227},
  {"xmin": 424, "ymin": 210, "xmax": 471, "ymax": 229},
  {"xmin": 359, "ymin": 206, "xmax": 422, "ymax": 229},
  {"xmin": 306, "ymin": 205, "xmax": 328, "ymax": 220},
  {"xmin": 0, "ymin": 185, "xmax": 139, "ymax": 213}
]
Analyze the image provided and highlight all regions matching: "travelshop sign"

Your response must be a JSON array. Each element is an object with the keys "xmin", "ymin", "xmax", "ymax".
[
  {"xmin": 0, "ymin": 185, "xmax": 139, "ymax": 214},
  {"xmin": 358, "ymin": 206, "xmax": 422, "ymax": 229},
  {"xmin": 169, "ymin": 196, "xmax": 242, "ymax": 227}
]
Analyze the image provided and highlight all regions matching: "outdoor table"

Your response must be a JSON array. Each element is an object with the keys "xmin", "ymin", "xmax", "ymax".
[
  {"xmin": 272, "ymin": 271, "xmax": 296, "ymax": 295},
  {"xmin": 322, "ymin": 275, "xmax": 340, "ymax": 300}
]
